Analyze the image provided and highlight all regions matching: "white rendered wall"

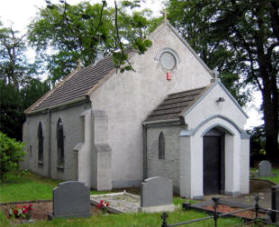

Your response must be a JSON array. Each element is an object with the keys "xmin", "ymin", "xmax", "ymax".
[
  {"xmin": 76, "ymin": 109, "xmax": 92, "ymax": 187},
  {"xmin": 146, "ymin": 126, "xmax": 182, "ymax": 192},
  {"xmin": 179, "ymin": 82, "xmax": 249, "ymax": 198},
  {"xmin": 90, "ymin": 23, "xmax": 212, "ymax": 187},
  {"xmin": 240, "ymin": 138, "xmax": 250, "ymax": 193},
  {"xmin": 180, "ymin": 118, "xmax": 243, "ymax": 198},
  {"xmin": 179, "ymin": 136, "xmax": 191, "ymax": 197},
  {"xmin": 185, "ymin": 82, "xmax": 247, "ymax": 130},
  {"xmin": 22, "ymin": 103, "xmax": 89, "ymax": 181}
]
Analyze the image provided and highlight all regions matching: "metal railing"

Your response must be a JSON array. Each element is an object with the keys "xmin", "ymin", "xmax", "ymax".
[{"xmin": 161, "ymin": 195, "xmax": 279, "ymax": 227}]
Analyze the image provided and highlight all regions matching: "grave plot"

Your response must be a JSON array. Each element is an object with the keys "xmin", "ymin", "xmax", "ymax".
[
  {"xmin": 139, "ymin": 176, "xmax": 175, "ymax": 212},
  {"xmin": 91, "ymin": 176, "xmax": 176, "ymax": 213},
  {"xmin": 190, "ymin": 199, "xmax": 268, "ymax": 221},
  {"xmin": 258, "ymin": 160, "xmax": 273, "ymax": 177},
  {"xmin": 0, "ymin": 200, "xmax": 99, "ymax": 224},
  {"xmin": 52, "ymin": 181, "xmax": 91, "ymax": 218},
  {"xmin": 90, "ymin": 191, "xmax": 140, "ymax": 213}
]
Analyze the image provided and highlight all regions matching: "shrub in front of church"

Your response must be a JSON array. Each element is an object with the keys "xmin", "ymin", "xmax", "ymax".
[{"xmin": 0, "ymin": 131, "xmax": 25, "ymax": 182}]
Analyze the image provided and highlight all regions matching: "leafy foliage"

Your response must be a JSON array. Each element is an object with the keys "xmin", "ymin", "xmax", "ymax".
[
  {"xmin": 0, "ymin": 81, "xmax": 24, "ymax": 140},
  {"xmin": 28, "ymin": 1, "xmax": 160, "ymax": 84},
  {"xmin": 0, "ymin": 131, "xmax": 25, "ymax": 181},
  {"xmin": 0, "ymin": 21, "xmax": 50, "ymax": 140},
  {"xmin": 0, "ymin": 79, "xmax": 50, "ymax": 140},
  {"xmin": 167, "ymin": 0, "xmax": 279, "ymax": 158},
  {"xmin": 249, "ymin": 125, "xmax": 266, "ymax": 164},
  {"xmin": 0, "ymin": 23, "xmax": 37, "ymax": 89}
]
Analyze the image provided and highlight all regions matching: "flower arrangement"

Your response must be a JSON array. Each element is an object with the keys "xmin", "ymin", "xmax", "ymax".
[
  {"xmin": 96, "ymin": 200, "xmax": 110, "ymax": 213},
  {"xmin": 9, "ymin": 204, "xmax": 32, "ymax": 219}
]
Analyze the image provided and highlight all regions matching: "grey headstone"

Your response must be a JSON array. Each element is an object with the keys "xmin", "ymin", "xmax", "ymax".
[
  {"xmin": 271, "ymin": 185, "xmax": 279, "ymax": 223},
  {"xmin": 141, "ymin": 176, "xmax": 173, "ymax": 207},
  {"xmin": 53, "ymin": 181, "xmax": 91, "ymax": 218},
  {"xmin": 258, "ymin": 160, "xmax": 272, "ymax": 177}
]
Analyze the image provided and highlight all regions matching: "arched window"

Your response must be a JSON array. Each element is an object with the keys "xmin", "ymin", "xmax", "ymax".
[
  {"xmin": 37, "ymin": 122, "xmax": 44, "ymax": 163},
  {"xmin": 57, "ymin": 118, "xmax": 64, "ymax": 166},
  {"xmin": 158, "ymin": 132, "xmax": 165, "ymax": 160}
]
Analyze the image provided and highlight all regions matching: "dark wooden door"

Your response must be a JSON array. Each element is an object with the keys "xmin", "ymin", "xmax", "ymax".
[{"xmin": 203, "ymin": 133, "xmax": 224, "ymax": 195}]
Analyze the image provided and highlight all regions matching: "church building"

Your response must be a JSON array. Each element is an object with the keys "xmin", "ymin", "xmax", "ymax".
[{"xmin": 22, "ymin": 22, "xmax": 250, "ymax": 198}]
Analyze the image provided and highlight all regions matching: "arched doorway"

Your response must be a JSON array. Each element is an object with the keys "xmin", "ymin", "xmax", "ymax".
[{"xmin": 203, "ymin": 127, "xmax": 225, "ymax": 195}]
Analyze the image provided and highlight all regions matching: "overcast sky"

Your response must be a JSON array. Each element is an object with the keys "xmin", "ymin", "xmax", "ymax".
[
  {"xmin": 0, "ymin": 0, "xmax": 263, "ymax": 129},
  {"xmin": 0, "ymin": 0, "xmax": 164, "ymax": 33}
]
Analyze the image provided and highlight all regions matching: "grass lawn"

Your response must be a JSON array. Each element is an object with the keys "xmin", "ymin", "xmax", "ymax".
[
  {"xmin": 0, "ymin": 209, "xmax": 245, "ymax": 227},
  {"xmin": 251, "ymin": 168, "xmax": 279, "ymax": 184},
  {"xmin": 0, "ymin": 171, "xmax": 269, "ymax": 227},
  {"xmin": 0, "ymin": 171, "xmax": 61, "ymax": 203}
]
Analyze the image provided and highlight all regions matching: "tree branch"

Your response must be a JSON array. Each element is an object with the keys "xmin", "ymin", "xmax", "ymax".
[{"xmin": 114, "ymin": 0, "xmax": 135, "ymax": 72}]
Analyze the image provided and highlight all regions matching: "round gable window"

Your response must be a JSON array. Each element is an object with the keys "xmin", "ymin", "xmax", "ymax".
[{"xmin": 159, "ymin": 51, "xmax": 177, "ymax": 71}]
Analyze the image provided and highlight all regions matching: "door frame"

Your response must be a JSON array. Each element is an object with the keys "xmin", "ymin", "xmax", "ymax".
[{"xmin": 203, "ymin": 128, "xmax": 225, "ymax": 195}]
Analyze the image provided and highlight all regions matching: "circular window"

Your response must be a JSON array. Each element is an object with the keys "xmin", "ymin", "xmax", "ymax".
[{"xmin": 159, "ymin": 51, "xmax": 177, "ymax": 70}]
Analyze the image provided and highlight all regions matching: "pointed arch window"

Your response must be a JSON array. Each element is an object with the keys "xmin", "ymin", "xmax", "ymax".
[
  {"xmin": 38, "ymin": 122, "xmax": 44, "ymax": 164},
  {"xmin": 57, "ymin": 118, "xmax": 65, "ymax": 166},
  {"xmin": 158, "ymin": 132, "xmax": 165, "ymax": 160}
]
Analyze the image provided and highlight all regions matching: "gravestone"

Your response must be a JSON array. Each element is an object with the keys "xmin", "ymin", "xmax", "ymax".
[
  {"xmin": 139, "ymin": 176, "xmax": 175, "ymax": 212},
  {"xmin": 258, "ymin": 160, "xmax": 272, "ymax": 177},
  {"xmin": 53, "ymin": 181, "xmax": 91, "ymax": 218},
  {"xmin": 271, "ymin": 185, "xmax": 279, "ymax": 223}
]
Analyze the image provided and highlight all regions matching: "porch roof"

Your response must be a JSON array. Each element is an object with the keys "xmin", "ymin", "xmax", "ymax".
[{"xmin": 144, "ymin": 86, "xmax": 209, "ymax": 123}]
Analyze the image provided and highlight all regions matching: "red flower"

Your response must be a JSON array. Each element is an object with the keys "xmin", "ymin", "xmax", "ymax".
[{"xmin": 13, "ymin": 209, "xmax": 18, "ymax": 215}]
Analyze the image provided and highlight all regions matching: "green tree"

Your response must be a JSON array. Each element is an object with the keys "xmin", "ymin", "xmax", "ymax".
[
  {"xmin": 0, "ymin": 22, "xmax": 50, "ymax": 140},
  {"xmin": 0, "ymin": 131, "xmax": 25, "ymax": 181},
  {"xmin": 0, "ymin": 81, "xmax": 23, "ymax": 140},
  {"xmin": 167, "ymin": 0, "xmax": 278, "ymax": 159},
  {"xmin": 0, "ymin": 24, "xmax": 28, "ymax": 88},
  {"xmin": 0, "ymin": 79, "xmax": 49, "ymax": 140},
  {"xmin": 28, "ymin": 1, "xmax": 159, "ymax": 85}
]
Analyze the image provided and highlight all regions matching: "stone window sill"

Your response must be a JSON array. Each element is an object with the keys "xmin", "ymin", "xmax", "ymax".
[
  {"xmin": 38, "ymin": 161, "xmax": 44, "ymax": 167},
  {"xmin": 57, "ymin": 164, "xmax": 64, "ymax": 171}
]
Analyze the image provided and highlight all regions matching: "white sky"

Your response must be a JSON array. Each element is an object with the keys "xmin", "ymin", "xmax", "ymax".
[
  {"xmin": 0, "ymin": 0, "xmax": 164, "ymax": 33},
  {"xmin": 0, "ymin": 0, "xmax": 263, "ymax": 129}
]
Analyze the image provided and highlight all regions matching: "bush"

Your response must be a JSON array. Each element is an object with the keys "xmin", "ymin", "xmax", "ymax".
[{"xmin": 0, "ymin": 131, "xmax": 25, "ymax": 181}]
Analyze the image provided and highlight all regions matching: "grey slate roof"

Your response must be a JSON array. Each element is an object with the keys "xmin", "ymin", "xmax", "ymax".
[
  {"xmin": 26, "ymin": 56, "xmax": 115, "ymax": 113},
  {"xmin": 145, "ymin": 86, "xmax": 208, "ymax": 123}
]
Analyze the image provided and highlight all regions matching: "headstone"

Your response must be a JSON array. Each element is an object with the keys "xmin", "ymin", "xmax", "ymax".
[
  {"xmin": 258, "ymin": 160, "xmax": 272, "ymax": 177},
  {"xmin": 271, "ymin": 185, "xmax": 279, "ymax": 223},
  {"xmin": 53, "ymin": 181, "xmax": 91, "ymax": 218},
  {"xmin": 139, "ymin": 176, "xmax": 175, "ymax": 212}
]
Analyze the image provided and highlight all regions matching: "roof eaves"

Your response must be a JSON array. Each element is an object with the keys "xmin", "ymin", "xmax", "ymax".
[
  {"xmin": 26, "ymin": 96, "xmax": 88, "ymax": 115},
  {"xmin": 143, "ymin": 118, "xmax": 184, "ymax": 126}
]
